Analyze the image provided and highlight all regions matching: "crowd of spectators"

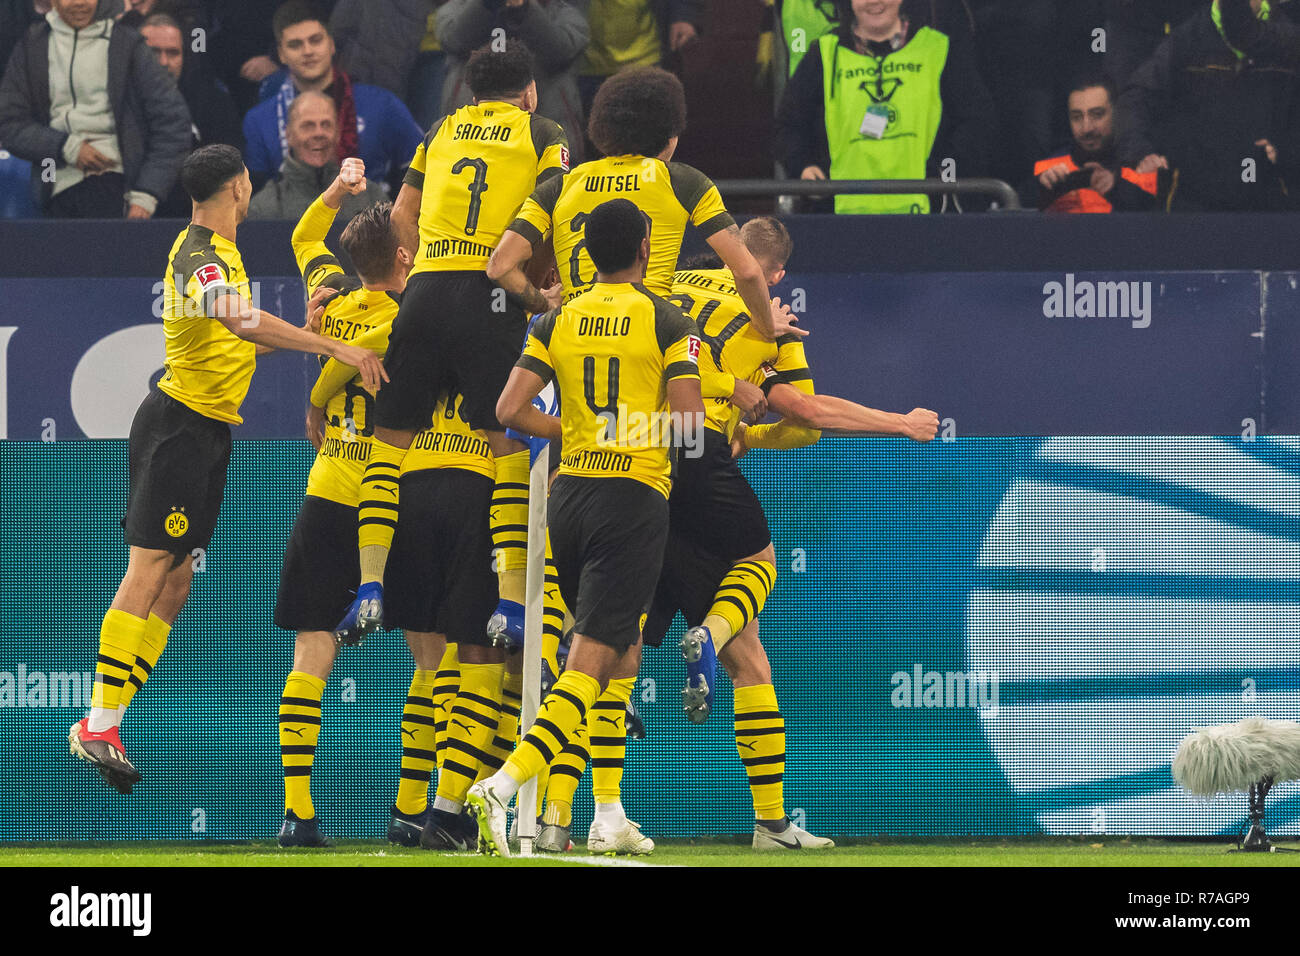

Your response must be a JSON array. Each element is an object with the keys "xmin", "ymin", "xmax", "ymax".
[{"xmin": 0, "ymin": 0, "xmax": 1297, "ymax": 220}]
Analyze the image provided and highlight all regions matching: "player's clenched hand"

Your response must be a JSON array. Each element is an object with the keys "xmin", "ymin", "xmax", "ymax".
[
  {"xmin": 306, "ymin": 403, "xmax": 326, "ymax": 451},
  {"xmin": 331, "ymin": 342, "xmax": 388, "ymax": 391},
  {"xmin": 305, "ymin": 285, "xmax": 338, "ymax": 332},
  {"xmin": 901, "ymin": 407, "xmax": 940, "ymax": 442},
  {"xmin": 542, "ymin": 283, "xmax": 563, "ymax": 310},
  {"xmin": 770, "ymin": 296, "xmax": 808, "ymax": 338},
  {"xmin": 731, "ymin": 379, "xmax": 768, "ymax": 424},
  {"xmin": 339, "ymin": 157, "xmax": 367, "ymax": 194}
]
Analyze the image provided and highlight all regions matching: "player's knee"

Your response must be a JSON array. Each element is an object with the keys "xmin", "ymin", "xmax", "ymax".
[
  {"xmin": 750, "ymin": 542, "xmax": 776, "ymax": 567},
  {"xmin": 292, "ymin": 631, "xmax": 337, "ymax": 677}
]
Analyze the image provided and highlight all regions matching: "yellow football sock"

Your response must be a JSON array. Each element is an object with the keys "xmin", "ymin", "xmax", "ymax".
[
  {"xmin": 703, "ymin": 560, "xmax": 776, "ymax": 652},
  {"xmin": 358, "ymin": 438, "xmax": 405, "ymax": 584},
  {"xmin": 735, "ymin": 683, "xmax": 785, "ymax": 822},
  {"xmin": 88, "ymin": 609, "xmax": 148, "ymax": 729},
  {"xmin": 590, "ymin": 677, "xmax": 634, "ymax": 805},
  {"xmin": 480, "ymin": 669, "xmax": 523, "ymax": 779},
  {"xmin": 431, "ymin": 644, "xmax": 460, "ymax": 770},
  {"xmin": 395, "ymin": 669, "xmax": 437, "ymax": 815},
  {"xmin": 502, "ymin": 670, "xmax": 599, "ymax": 787},
  {"xmin": 543, "ymin": 719, "xmax": 589, "ymax": 828},
  {"xmin": 280, "ymin": 671, "xmax": 326, "ymax": 818},
  {"xmin": 491, "ymin": 451, "xmax": 530, "ymax": 604},
  {"xmin": 436, "ymin": 662, "xmax": 503, "ymax": 806},
  {"xmin": 119, "ymin": 612, "xmax": 170, "ymax": 711}
]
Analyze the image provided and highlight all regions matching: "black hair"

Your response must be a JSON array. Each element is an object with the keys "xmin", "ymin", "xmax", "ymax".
[
  {"xmin": 587, "ymin": 67, "xmax": 686, "ymax": 158},
  {"xmin": 340, "ymin": 202, "xmax": 398, "ymax": 283},
  {"xmin": 1067, "ymin": 72, "xmax": 1117, "ymax": 105},
  {"xmin": 180, "ymin": 144, "xmax": 245, "ymax": 202},
  {"xmin": 585, "ymin": 199, "xmax": 648, "ymax": 275},
  {"xmin": 272, "ymin": 0, "xmax": 329, "ymax": 42},
  {"xmin": 464, "ymin": 37, "xmax": 536, "ymax": 100}
]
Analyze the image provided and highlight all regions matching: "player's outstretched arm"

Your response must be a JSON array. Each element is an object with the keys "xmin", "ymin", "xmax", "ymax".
[
  {"xmin": 209, "ymin": 292, "xmax": 388, "ymax": 391},
  {"xmin": 497, "ymin": 366, "xmax": 562, "ymax": 442},
  {"xmin": 487, "ymin": 229, "xmax": 558, "ymax": 314},
  {"xmin": 767, "ymin": 382, "xmax": 939, "ymax": 441},
  {"xmin": 707, "ymin": 224, "xmax": 776, "ymax": 341}
]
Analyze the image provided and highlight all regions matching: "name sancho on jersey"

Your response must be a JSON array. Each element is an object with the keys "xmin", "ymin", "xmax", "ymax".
[{"xmin": 404, "ymin": 102, "xmax": 568, "ymax": 275}]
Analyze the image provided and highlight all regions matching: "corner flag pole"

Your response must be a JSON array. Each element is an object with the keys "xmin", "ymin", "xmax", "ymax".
[{"xmin": 516, "ymin": 439, "xmax": 550, "ymax": 857}]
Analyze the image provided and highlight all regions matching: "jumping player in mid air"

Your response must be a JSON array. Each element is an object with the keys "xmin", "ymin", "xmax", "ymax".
[
  {"xmin": 70, "ymin": 145, "xmax": 385, "ymax": 794},
  {"xmin": 333, "ymin": 39, "xmax": 569, "ymax": 652}
]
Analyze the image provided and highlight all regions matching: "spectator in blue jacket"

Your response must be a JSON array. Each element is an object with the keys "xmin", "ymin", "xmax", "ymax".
[{"xmin": 241, "ymin": 1, "xmax": 423, "ymax": 193}]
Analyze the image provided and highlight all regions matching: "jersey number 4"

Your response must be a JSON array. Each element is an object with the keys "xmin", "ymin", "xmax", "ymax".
[{"xmin": 584, "ymin": 355, "xmax": 621, "ymax": 438}]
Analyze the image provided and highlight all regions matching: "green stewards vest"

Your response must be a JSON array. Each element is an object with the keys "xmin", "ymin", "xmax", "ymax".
[
  {"xmin": 819, "ymin": 29, "xmax": 948, "ymax": 215},
  {"xmin": 782, "ymin": 0, "xmax": 834, "ymax": 75}
]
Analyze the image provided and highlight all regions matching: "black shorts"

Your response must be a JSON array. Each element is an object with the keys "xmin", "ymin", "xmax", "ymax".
[
  {"xmin": 642, "ymin": 529, "xmax": 734, "ymax": 648},
  {"xmin": 274, "ymin": 495, "xmax": 360, "ymax": 632},
  {"xmin": 374, "ymin": 270, "xmax": 527, "ymax": 433},
  {"xmin": 548, "ymin": 475, "xmax": 669, "ymax": 651},
  {"xmin": 122, "ymin": 388, "xmax": 232, "ymax": 554},
  {"xmin": 669, "ymin": 428, "xmax": 771, "ymax": 560},
  {"xmin": 384, "ymin": 468, "xmax": 498, "ymax": 645}
]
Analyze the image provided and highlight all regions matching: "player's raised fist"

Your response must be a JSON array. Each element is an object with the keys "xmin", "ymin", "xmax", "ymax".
[
  {"xmin": 901, "ymin": 408, "xmax": 940, "ymax": 442},
  {"xmin": 340, "ymin": 157, "xmax": 367, "ymax": 193}
]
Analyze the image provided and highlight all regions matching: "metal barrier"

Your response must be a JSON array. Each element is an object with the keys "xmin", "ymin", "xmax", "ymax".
[{"xmin": 714, "ymin": 177, "xmax": 1023, "ymax": 210}]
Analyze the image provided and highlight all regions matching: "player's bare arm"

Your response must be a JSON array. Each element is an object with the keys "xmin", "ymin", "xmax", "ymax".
[
  {"xmin": 667, "ymin": 376, "xmax": 707, "ymax": 440},
  {"xmin": 391, "ymin": 182, "xmax": 421, "ymax": 262},
  {"xmin": 497, "ymin": 366, "xmax": 562, "ymax": 442},
  {"xmin": 208, "ymin": 291, "xmax": 389, "ymax": 391},
  {"xmin": 708, "ymin": 225, "xmax": 777, "ymax": 341},
  {"xmin": 487, "ymin": 229, "xmax": 561, "ymax": 314},
  {"xmin": 765, "ymin": 382, "xmax": 939, "ymax": 441}
]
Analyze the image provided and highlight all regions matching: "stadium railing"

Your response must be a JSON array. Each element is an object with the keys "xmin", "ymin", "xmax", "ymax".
[{"xmin": 714, "ymin": 177, "xmax": 1023, "ymax": 210}]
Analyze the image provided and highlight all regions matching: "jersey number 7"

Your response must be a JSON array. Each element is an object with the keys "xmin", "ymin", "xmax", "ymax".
[{"xmin": 452, "ymin": 157, "xmax": 489, "ymax": 235}]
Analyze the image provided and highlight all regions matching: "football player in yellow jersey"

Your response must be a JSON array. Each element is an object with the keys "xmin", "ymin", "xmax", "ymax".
[
  {"xmin": 70, "ymin": 145, "xmax": 386, "ymax": 795},
  {"xmin": 337, "ymin": 39, "xmax": 571, "ymax": 652},
  {"xmin": 271, "ymin": 159, "xmax": 423, "ymax": 847},
  {"xmin": 653, "ymin": 216, "xmax": 937, "ymax": 849},
  {"xmin": 466, "ymin": 199, "xmax": 705, "ymax": 857},
  {"xmin": 489, "ymin": 66, "xmax": 776, "ymax": 339}
]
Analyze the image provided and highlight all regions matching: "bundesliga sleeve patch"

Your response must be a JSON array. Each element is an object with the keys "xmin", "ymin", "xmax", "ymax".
[
  {"xmin": 193, "ymin": 262, "xmax": 228, "ymax": 292},
  {"xmin": 687, "ymin": 335, "xmax": 701, "ymax": 362},
  {"xmin": 559, "ymin": 145, "xmax": 570, "ymax": 171}
]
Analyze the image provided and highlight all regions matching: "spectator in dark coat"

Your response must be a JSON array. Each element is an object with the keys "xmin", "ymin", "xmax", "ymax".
[
  {"xmin": 330, "ymin": 0, "xmax": 432, "ymax": 102},
  {"xmin": 0, "ymin": 0, "xmax": 45, "ymax": 74},
  {"xmin": 1117, "ymin": 0, "xmax": 1300, "ymax": 211},
  {"xmin": 140, "ymin": 11, "xmax": 243, "ymax": 216},
  {"xmin": 0, "ymin": 0, "xmax": 190, "ymax": 217},
  {"xmin": 436, "ymin": 0, "xmax": 589, "ymax": 160}
]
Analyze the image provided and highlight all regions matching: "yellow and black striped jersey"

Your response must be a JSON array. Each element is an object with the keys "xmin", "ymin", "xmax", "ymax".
[
  {"xmin": 404, "ymin": 102, "xmax": 568, "ymax": 276},
  {"xmin": 310, "ymin": 322, "xmax": 494, "ymax": 501},
  {"xmin": 669, "ymin": 267, "xmax": 813, "ymax": 440},
  {"xmin": 517, "ymin": 281, "xmax": 701, "ymax": 498},
  {"xmin": 293, "ymin": 197, "xmax": 400, "ymax": 506},
  {"xmin": 509, "ymin": 156, "xmax": 734, "ymax": 300},
  {"xmin": 156, "ymin": 224, "xmax": 257, "ymax": 424},
  {"xmin": 403, "ymin": 391, "xmax": 495, "ymax": 480}
]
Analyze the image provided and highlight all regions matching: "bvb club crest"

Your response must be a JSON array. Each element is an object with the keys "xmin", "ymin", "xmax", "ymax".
[{"xmin": 165, "ymin": 507, "xmax": 189, "ymax": 538}]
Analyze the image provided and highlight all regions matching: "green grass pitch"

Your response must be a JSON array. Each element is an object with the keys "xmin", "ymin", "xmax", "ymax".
[{"xmin": 4, "ymin": 838, "xmax": 1300, "ymax": 867}]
